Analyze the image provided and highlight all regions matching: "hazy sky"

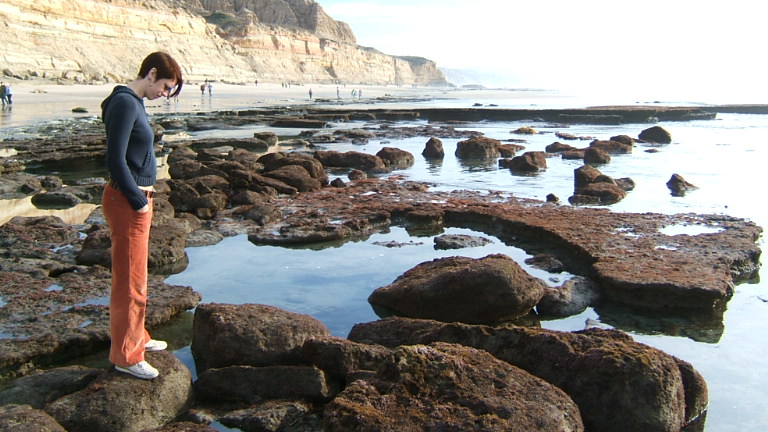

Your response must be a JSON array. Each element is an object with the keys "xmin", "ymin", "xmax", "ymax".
[{"xmin": 320, "ymin": 0, "xmax": 765, "ymax": 101}]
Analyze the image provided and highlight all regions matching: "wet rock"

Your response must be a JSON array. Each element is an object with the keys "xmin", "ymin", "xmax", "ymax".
[
  {"xmin": 0, "ymin": 366, "xmax": 101, "ymax": 408},
  {"xmin": 455, "ymin": 136, "xmax": 501, "ymax": 159},
  {"xmin": 511, "ymin": 126, "xmax": 537, "ymax": 134},
  {"xmin": 524, "ymin": 253, "xmax": 565, "ymax": 272},
  {"xmin": 254, "ymin": 131, "xmax": 279, "ymax": 146},
  {"xmin": 555, "ymin": 131, "xmax": 579, "ymax": 140},
  {"xmin": 263, "ymin": 165, "xmax": 322, "ymax": 192},
  {"xmin": 546, "ymin": 141, "xmax": 577, "ymax": 153},
  {"xmin": 571, "ymin": 182, "xmax": 626, "ymax": 205},
  {"xmin": 376, "ymin": 147, "xmax": 414, "ymax": 169},
  {"xmin": 330, "ymin": 177, "xmax": 346, "ymax": 187},
  {"xmin": 271, "ymin": 118, "xmax": 327, "ymax": 128},
  {"xmin": 667, "ymin": 173, "xmax": 698, "ymax": 196},
  {"xmin": 433, "ymin": 233, "xmax": 492, "ymax": 250},
  {"xmin": 348, "ymin": 317, "xmax": 706, "ymax": 432},
  {"xmin": 191, "ymin": 303, "xmax": 331, "ymax": 372},
  {"xmin": 610, "ymin": 134, "xmax": 636, "ymax": 146},
  {"xmin": 584, "ymin": 146, "xmax": 611, "ymax": 164},
  {"xmin": 240, "ymin": 202, "xmax": 282, "ymax": 225},
  {"xmin": 561, "ymin": 148, "xmax": 586, "ymax": 159},
  {"xmin": 143, "ymin": 422, "xmax": 218, "ymax": 432},
  {"xmin": 347, "ymin": 169, "xmax": 366, "ymax": 180},
  {"xmin": 368, "ymin": 254, "xmax": 546, "ymax": 324},
  {"xmin": 301, "ymin": 336, "xmax": 392, "ymax": 381},
  {"xmin": 589, "ymin": 139, "xmax": 632, "ymax": 154},
  {"xmin": 639, "ymin": 125, "xmax": 673, "ymax": 143},
  {"xmin": 45, "ymin": 351, "xmax": 194, "ymax": 432},
  {"xmin": 258, "ymin": 152, "xmax": 328, "ymax": 185},
  {"xmin": 314, "ymin": 150, "xmax": 386, "ymax": 172},
  {"xmin": 217, "ymin": 400, "xmax": 318, "ymax": 432},
  {"xmin": 421, "ymin": 136, "xmax": 444, "ymax": 159},
  {"xmin": 195, "ymin": 365, "xmax": 338, "ymax": 403},
  {"xmin": 538, "ymin": 276, "xmax": 602, "ymax": 317},
  {"xmin": 498, "ymin": 142, "xmax": 524, "ymax": 157},
  {"xmin": 0, "ymin": 404, "xmax": 66, "ymax": 432},
  {"xmin": 323, "ymin": 342, "xmax": 584, "ymax": 432},
  {"xmin": 501, "ymin": 150, "xmax": 547, "ymax": 172}
]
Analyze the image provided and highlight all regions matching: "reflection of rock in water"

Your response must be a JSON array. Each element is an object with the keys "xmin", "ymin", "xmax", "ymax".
[
  {"xmin": 0, "ymin": 196, "xmax": 97, "ymax": 225},
  {"xmin": 593, "ymin": 300, "xmax": 725, "ymax": 344}
]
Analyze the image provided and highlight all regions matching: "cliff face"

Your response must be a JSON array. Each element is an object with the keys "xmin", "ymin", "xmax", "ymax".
[{"xmin": 0, "ymin": 0, "xmax": 447, "ymax": 85}]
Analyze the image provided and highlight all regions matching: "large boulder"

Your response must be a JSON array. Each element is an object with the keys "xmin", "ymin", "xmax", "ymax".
[
  {"xmin": 314, "ymin": 150, "xmax": 386, "ymax": 172},
  {"xmin": 348, "ymin": 317, "xmax": 707, "ymax": 432},
  {"xmin": 368, "ymin": 254, "xmax": 546, "ymax": 324},
  {"xmin": 501, "ymin": 150, "xmax": 547, "ymax": 172},
  {"xmin": 191, "ymin": 303, "xmax": 331, "ymax": 372},
  {"xmin": 455, "ymin": 136, "xmax": 501, "ymax": 159},
  {"xmin": 639, "ymin": 126, "xmax": 672, "ymax": 143},
  {"xmin": 323, "ymin": 342, "xmax": 584, "ymax": 432},
  {"xmin": 44, "ymin": 351, "xmax": 194, "ymax": 432},
  {"xmin": 421, "ymin": 136, "xmax": 444, "ymax": 159},
  {"xmin": 0, "ymin": 404, "xmax": 66, "ymax": 432},
  {"xmin": 376, "ymin": 147, "xmax": 414, "ymax": 169}
]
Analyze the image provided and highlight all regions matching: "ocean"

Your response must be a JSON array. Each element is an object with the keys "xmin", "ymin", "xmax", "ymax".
[{"xmin": 2, "ymin": 84, "xmax": 766, "ymax": 431}]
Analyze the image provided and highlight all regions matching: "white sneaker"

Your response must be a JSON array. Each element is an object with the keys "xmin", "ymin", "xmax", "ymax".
[
  {"xmin": 115, "ymin": 361, "xmax": 159, "ymax": 380},
  {"xmin": 145, "ymin": 339, "xmax": 167, "ymax": 352}
]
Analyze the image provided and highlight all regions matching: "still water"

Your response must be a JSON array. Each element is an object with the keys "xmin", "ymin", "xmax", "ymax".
[
  {"xmin": 163, "ymin": 111, "xmax": 768, "ymax": 432},
  {"xmin": 2, "ymin": 88, "xmax": 766, "ymax": 430}
]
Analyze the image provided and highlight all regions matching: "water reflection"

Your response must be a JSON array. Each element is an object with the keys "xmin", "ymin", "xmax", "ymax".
[
  {"xmin": 592, "ymin": 301, "xmax": 726, "ymax": 343},
  {"xmin": 0, "ymin": 196, "xmax": 97, "ymax": 226}
]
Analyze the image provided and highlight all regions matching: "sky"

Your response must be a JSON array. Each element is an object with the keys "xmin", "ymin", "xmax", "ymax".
[{"xmin": 320, "ymin": 0, "xmax": 766, "ymax": 102}]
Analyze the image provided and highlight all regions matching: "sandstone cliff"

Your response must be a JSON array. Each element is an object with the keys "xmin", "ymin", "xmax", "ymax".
[{"xmin": 0, "ymin": 0, "xmax": 447, "ymax": 85}]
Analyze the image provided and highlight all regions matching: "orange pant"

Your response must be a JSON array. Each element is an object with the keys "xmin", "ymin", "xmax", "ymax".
[{"xmin": 102, "ymin": 184, "xmax": 153, "ymax": 367}]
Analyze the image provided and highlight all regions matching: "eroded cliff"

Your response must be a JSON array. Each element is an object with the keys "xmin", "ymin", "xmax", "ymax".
[{"xmin": 0, "ymin": 0, "xmax": 447, "ymax": 85}]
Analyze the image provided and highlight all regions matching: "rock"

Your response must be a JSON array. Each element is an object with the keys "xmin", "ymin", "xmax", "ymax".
[
  {"xmin": 30, "ymin": 190, "xmax": 82, "ymax": 208},
  {"xmin": 610, "ymin": 134, "xmax": 636, "ymax": 146},
  {"xmin": 589, "ymin": 139, "xmax": 632, "ymax": 154},
  {"xmin": 498, "ymin": 142, "xmax": 524, "ymax": 157},
  {"xmin": 195, "ymin": 365, "xmax": 338, "ymax": 403},
  {"xmin": 666, "ymin": 173, "xmax": 698, "ymax": 196},
  {"xmin": 546, "ymin": 141, "xmax": 577, "ymax": 153},
  {"xmin": 347, "ymin": 169, "xmax": 366, "ymax": 180},
  {"xmin": 0, "ymin": 404, "xmax": 66, "ymax": 432},
  {"xmin": 421, "ymin": 136, "xmax": 444, "ymax": 159},
  {"xmin": 44, "ymin": 352, "xmax": 194, "ymax": 432},
  {"xmin": 301, "ymin": 336, "xmax": 392, "ymax": 380},
  {"xmin": 314, "ymin": 150, "xmax": 387, "ymax": 172},
  {"xmin": 538, "ymin": 276, "xmax": 602, "ymax": 317},
  {"xmin": 258, "ymin": 152, "xmax": 328, "ymax": 185},
  {"xmin": 571, "ymin": 182, "xmax": 627, "ymax": 205},
  {"xmin": 191, "ymin": 303, "xmax": 331, "ymax": 372},
  {"xmin": 263, "ymin": 164, "xmax": 322, "ymax": 192},
  {"xmin": 455, "ymin": 136, "xmax": 501, "ymax": 159},
  {"xmin": 254, "ymin": 131, "xmax": 279, "ymax": 146},
  {"xmin": 502, "ymin": 150, "xmax": 547, "ymax": 172},
  {"xmin": 639, "ymin": 126, "xmax": 673, "ymax": 143},
  {"xmin": 511, "ymin": 126, "xmax": 537, "ymax": 134},
  {"xmin": 368, "ymin": 254, "xmax": 547, "ymax": 324},
  {"xmin": 0, "ymin": 366, "xmax": 101, "ymax": 408},
  {"xmin": 348, "ymin": 317, "xmax": 707, "ymax": 432},
  {"xmin": 323, "ymin": 342, "xmax": 584, "ymax": 432},
  {"xmin": 584, "ymin": 146, "xmax": 611, "ymax": 164},
  {"xmin": 217, "ymin": 400, "xmax": 317, "ymax": 432},
  {"xmin": 524, "ymin": 253, "xmax": 565, "ymax": 272},
  {"xmin": 271, "ymin": 118, "xmax": 328, "ymax": 128},
  {"xmin": 376, "ymin": 147, "xmax": 414, "ymax": 169},
  {"xmin": 433, "ymin": 233, "xmax": 492, "ymax": 250}
]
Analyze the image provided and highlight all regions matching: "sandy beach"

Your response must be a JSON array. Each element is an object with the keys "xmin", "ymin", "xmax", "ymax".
[{"xmin": 0, "ymin": 80, "xmax": 565, "ymax": 133}]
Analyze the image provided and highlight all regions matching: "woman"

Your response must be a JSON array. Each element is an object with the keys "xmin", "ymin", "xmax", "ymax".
[{"xmin": 101, "ymin": 52, "xmax": 183, "ymax": 379}]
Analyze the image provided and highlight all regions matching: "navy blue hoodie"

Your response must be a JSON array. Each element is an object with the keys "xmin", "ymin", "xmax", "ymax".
[{"xmin": 101, "ymin": 86, "xmax": 156, "ymax": 210}]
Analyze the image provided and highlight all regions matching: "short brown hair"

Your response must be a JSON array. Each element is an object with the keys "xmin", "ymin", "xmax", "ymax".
[{"xmin": 137, "ymin": 52, "xmax": 184, "ymax": 97}]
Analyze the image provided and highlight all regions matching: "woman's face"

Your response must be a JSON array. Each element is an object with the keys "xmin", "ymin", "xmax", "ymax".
[{"xmin": 147, "ymin": 78, "xmax": 177, "ymax": 100}]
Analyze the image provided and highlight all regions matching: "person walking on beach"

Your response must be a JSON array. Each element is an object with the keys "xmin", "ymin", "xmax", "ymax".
[
  {"xmin": 200, "ymin": 82, "xmax": 206, "ymax": 96},
  {"xmin": 101, "ymin": 51, "xmax": 183, "ymax": 380},
  {"xmin": 5, "ymin": 83, "xmax": 12, "ymax": 105},
  {"xmin": 0, "ymin": 83, "xmax": 6, "ymax": 105},
  {"xmin": 308, "ymin": 88, "xmax": 313, "ymax": 99},
  {"xmin": 207, "ymin": 82, "xmax": 212, "ymax": 97}
]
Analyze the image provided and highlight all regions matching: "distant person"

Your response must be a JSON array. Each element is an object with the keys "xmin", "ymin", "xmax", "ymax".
[
  {"xmin": 309, "ymin": 88, "xmax": 313, "ymax": 99},
  {"xmin": 337, "ymin": 86, "xmax": 340, "ymax": 99},
  {"xmin": 101, "ymin": 51, "xmax": 183, "ymax": 380},
  {"xmin": 3, "ymin": 83, "xmax": 10, "ymax": 105},
  {"xmin": 358, "ymin": 89, "xmax": 362, "ymax": 99},
  {"xmin": 351, "ymin": 89, "xmax": 357, "ymax": 98},
  {"xmin": 200, "ymin": 83, "xmax": 206, "ymax": 96},
  {"xmin": 207, "ymin": 82, "xmax": 212, "ymax": 96},
  {"xmin": 0, "ymin": 82, "xmax": 6, "ymax": 105},
  {"xmin": 254, "ymin": 79, "xmax": 258, "ymax": 86}
]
